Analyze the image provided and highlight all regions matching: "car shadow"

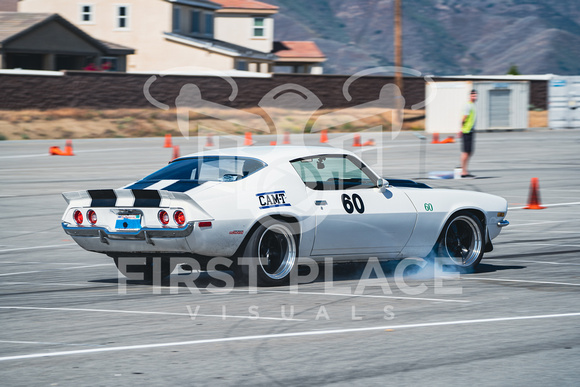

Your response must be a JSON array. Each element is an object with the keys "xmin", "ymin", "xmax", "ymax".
[{"xmin": 90, "ymin": 260, "xmax": 527, "ymax": 289}]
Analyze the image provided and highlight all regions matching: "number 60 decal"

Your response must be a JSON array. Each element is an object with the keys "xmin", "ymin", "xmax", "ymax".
[{"xmin": 342, "ymin": 194, "xmax": 365, "ymax": 214}]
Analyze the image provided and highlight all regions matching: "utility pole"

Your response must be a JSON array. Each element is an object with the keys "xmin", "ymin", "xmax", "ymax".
[{"xmin": 394, "ymin": 0, "xmax": 403, "ymax": 127}]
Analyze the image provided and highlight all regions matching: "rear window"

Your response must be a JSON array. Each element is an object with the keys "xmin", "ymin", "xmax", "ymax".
[{"xmin": 142, "ymin": 156, "xmax": 266, "ymax": 182}]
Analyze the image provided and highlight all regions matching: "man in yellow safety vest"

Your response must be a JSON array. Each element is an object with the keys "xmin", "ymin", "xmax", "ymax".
[{"xmin": 460, "ymin": 89, "xmax": 478, "ymax": 178}]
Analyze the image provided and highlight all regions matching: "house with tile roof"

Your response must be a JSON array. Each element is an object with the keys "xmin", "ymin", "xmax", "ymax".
[
  {"xmin": 0, "ymin": 12, "xmax": 134, "ymax": 71},
  {"xmin": 18, "ymin": 0, "xmax": 325, "ymax": 74}
]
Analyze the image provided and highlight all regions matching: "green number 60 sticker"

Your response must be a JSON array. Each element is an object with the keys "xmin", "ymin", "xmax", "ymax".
[{"xmin": 424, "ymin": 203, "xmax": 434, "ymax": 211}]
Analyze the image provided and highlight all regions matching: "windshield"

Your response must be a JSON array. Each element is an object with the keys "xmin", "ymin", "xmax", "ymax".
[{"xmin": 142, "ymin": 156, "xmax": 266, "ymax": 182}]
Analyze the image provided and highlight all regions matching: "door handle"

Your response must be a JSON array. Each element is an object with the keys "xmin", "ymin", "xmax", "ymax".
[{"xmin": 315, "ymin": 200, "xmax": 328, "ymax": 206}]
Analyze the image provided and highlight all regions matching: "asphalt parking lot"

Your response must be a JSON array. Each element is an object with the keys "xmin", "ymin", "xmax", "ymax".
[{"xmin": 1, "ymin": 129, "xmax": 579, "ymax": 386}]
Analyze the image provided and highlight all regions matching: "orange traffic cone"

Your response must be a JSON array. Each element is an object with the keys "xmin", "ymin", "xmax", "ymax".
[
  {"xmin": 431, "ymin": 133, "xmax": 440, "ymax": 144},
  {"xmin": 524, "ymin": 178, "xmax": 546, "ymax": 210},
  {"xmin": 164, "ymin": 134, "xmax": 173, "ymax": 148},
  {"xmin": 244, "ymin": 132, "xmax": 253, "ymax": 146},
  {"xmin": 352, "ymin": 133, "xmax": 362, "ymax": 147},
  {"xmin": 205, "ymin": 134, "xmax": 214, "ymax": 147},
  {"xmin": 320, "ymin": 130, "xmax": 328, "ymax": 143},
  {"xmin": 64, "ymin": 139, "xmax": 74, "ymax": 155},
  {"xmin": 49, "ymin": 146, "xmax": 62, "ymax": 155},
  {"xmin": 283, "ymin": 132, "xmax": 291, "ymax": 145},
  {"xmin": 440, "ymin": 136, "xmax": 455, "ymax": 144},
  {"xmin": 171, "ymin": 145, "xmax": 180, "ymax": 161},
  {"xmin": 362, "ymin": 139, "xmax": 376, "ymax": 146},
  {"xmin": 49, "ymin": 140, "xmax": 74, "ymax": 156}
]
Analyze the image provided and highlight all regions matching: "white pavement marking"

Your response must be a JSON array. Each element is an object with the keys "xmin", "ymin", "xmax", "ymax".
[
  {"xmin": 0, "ymin": 282, "xmax": 108, "ymax": 287},
  {"xmin": 496, "ymin": 241, "xmax": 580, "ymax": 248},
  {"xmin": 465, "ymin": 277, "xmax": 580, "ymax": 287},
  {"xmin": 504, "ymin": 220, "xmax": 578, "ymax": 228},
  {"xmin": 0, "ymin": 243, "xmax": 77, "ymax": 254},
  {"xmin": 0, "ymin": 312, "xmax": 579, "ymax": 362},
  {"xmin": 527, "ymin": 243, "xmax": 580, "ymax": 248},
  {"xmin": 232, "ymin": 289, "xmax": 470, "ymax": 303},
  {"xmin": 0, "ymin": 147, "xmax": 161, "ymax": 159},
  {"xmin": 0, "ymin": 306, "xmax": 306, "ymax": 322},
  {"xmin": 509, "ymin": 201, "xmax": 580, "ymax": 210},
  {"xmin": 0, "ymin": 153, "xmax": 49, "ymax": 159},
  {"xmin": 0, "ymin": 264, "xmax": 109, "ymax": 277},
  {"xmin": 502, "ymin": 259, "xmax": 580, "ymax": 266},
  {"xmin": 0, "ymin": 340, "xmax": 104, "ymax": 347}
]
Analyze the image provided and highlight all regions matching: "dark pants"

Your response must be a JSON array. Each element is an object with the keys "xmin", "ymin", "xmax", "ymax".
[{"xmin": 462, "ymin": 131, "xmax": 474, "ymax": 155}]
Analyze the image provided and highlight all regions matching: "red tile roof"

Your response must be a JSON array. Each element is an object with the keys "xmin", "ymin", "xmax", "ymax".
[
  {"xmin": 211, "ymin": 0, "xmax": 278, "ymax": 11},
  {"xmin": 273, "ymin": 41, "xmax": 326, "ymax": 59}
]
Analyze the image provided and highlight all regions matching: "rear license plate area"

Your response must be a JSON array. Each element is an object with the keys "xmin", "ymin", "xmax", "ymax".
[{"xmin": 115, "ymin": 214, "xmax": 142, "ymax": 231}]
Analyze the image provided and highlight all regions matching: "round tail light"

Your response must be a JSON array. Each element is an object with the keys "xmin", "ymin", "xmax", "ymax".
[
  {"xmin": 87, "ymin": 210, "xmax": 97, "ymax": 225},
  {"xmin": 73, "ymin": 210, "xmax": 83, "ymax": 225},
  {"xmin": 174, "ymin": 210, "xmax": 186, "ymax": 226},
  {"xmin": 158, "ymin": 210, "xmax": 169, "ymax": 225}
]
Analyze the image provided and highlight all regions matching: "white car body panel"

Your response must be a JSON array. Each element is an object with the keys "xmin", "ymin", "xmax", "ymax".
[{"xmin": 61, "ymin": 146, "xmax": 508, "ymax": 265}]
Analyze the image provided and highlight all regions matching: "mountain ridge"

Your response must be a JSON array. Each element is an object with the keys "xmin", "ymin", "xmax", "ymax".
[{"xmin": 266, "ymin": 0, "xmax": 580, "ymax": 75}]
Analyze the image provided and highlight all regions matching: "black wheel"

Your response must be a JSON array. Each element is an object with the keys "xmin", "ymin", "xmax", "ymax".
[
  {"xmin": 437, "ymin": 212, "xmax": 485, "ymax": 271},
  {"xmin": 237, "ymin": 219, "xmax": 298, "ymax": 286},
  {"xmin": 114, "ymin": 257, "xmax": 173, "ymax": 283}
]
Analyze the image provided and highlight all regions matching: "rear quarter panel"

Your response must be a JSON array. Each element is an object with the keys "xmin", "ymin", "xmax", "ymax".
[{"xmin": 187, "ymin": 161, "xmax": 314, "ymax": 257}]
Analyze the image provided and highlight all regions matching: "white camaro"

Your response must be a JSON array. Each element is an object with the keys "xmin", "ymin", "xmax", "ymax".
[{"xmin": 62, "ymin": 146, "xmax": 509, "ymax": 285}]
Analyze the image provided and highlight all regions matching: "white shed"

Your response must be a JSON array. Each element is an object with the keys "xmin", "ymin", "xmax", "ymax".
[
  {"xmin": 426, "ymin": 79, "xmax": 530, "ymax": 133},
  {"xmin": 548, "ymin": 76, "xmax": 580, "ymax": 128}
]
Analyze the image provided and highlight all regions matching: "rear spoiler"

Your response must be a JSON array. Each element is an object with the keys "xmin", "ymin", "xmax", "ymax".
[{"xmin": 62, "ymin": 189, "xmax": 212, "ymax": 220}]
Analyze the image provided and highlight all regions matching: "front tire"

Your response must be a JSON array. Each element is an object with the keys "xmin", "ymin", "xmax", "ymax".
[
  {"xmin": 436, "ymin": 212, "xmax": 485, "ymax": 271},
  {"xmin": 237, "ymin": 219, "xmax": 298, "ymax": 286}
]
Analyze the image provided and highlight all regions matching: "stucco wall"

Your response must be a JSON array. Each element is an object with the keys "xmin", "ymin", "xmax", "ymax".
[
  {"xmin": 214, "ymin": 14, "xmax": 274, "ymax": 53},
  {"xmin": 18, "ymin": 0, "xmax": 237, "ymax": 72}
]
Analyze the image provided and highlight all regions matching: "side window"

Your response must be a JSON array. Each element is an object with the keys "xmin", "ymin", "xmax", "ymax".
[
  {"xmin": 173, "ymin": 6, "xmax": 181, "ymax": 32},
  {"xmin": 253, "ymin": 17, "xmax": 265, "ymax": 37},
  {"xmin": 205, "ymin": 13, "xmax": 214, "ymax": 35},
  {"xmin": 190, "ymin": 10, "xmax": 200, "ymax": 34},
  {"xmin": 116, "ymin": 5, "xmax": 130, "ymax": 30},
  {"xmin": 79, "ymin": 4, "xmax": 94, "ymax": 24},
  {"xmin": 290, "ymin": 155, "xmax": 377, "ymax": 190}
]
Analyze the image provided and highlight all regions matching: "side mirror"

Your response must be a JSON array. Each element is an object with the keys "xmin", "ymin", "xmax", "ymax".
[{"xmin": 377, "ymin": 178, "xmax": 390, "ymax": 189}]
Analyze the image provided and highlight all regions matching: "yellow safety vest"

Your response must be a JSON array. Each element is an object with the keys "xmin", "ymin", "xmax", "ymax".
[{"xmin": 462, "ymin": 102, "xmax": 476, "ymax": 134}]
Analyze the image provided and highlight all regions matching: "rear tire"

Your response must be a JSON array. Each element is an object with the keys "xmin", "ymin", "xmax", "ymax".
[
  {"xmin": 436, "ymin": 212, "xmax": 485, "ymax": 271},
  {"xmin": 236, "ymin": 219, "xmax": 298, "ymax": 286}
]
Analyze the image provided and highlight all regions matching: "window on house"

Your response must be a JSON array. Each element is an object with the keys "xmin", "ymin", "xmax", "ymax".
[
  {"xmin": 190, "ymin": 10, "xmax": 200, "ymax": 34},
  {"xmin": 236, "ymin": 60, "xmax": 248, "ymax": 71},
  {"xmin": 116, "ymin": 5, "xmax": 130, "ymax": 29},
  {"xmin": 173, "ymin": 7, "xmax": 181, "ymax": 32},
  {"xmin": 79, "ymin": 4, "xmax": 94, "ymax": 24},
  {"xmin": 253, "ymin": 17, "xmax": 265, "ymax": 37},
  {"xmin": 100, "ymin": 57, "xmax": 118, "ymax": 72},
  {"xmin": 205, "ymin": 13, "xmax": 214, "ymax": 35}
]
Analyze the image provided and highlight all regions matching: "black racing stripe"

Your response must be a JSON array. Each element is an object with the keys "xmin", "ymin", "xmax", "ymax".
[
  {"xmin": 132, "ymin": 190, "xmax": 162, "ymax": 207},
  {"xmin": 88, "ymin": 189, "xmax": 117, "ymax": 207},
  {"xmin": 163, "ymin": 181, "xmax": 205, "ymax": 193},
  {"xmin": 124, "ymin": 181, "xmax": 157, "ymax": 190}
]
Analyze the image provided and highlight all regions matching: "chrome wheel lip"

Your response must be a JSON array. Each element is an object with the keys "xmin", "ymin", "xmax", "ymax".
[
  {"xmin": 257, "ymin": 224, "xmax": 297, "ymax": 280},
  {"xmin": 443, "ymin": 215, "xmax": 483, "ymax": 267}
]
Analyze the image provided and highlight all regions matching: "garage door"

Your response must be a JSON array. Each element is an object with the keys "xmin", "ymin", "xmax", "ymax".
[{"xmin": 489, "ymin": 89, "xmax": 511, "ymax": 128}]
